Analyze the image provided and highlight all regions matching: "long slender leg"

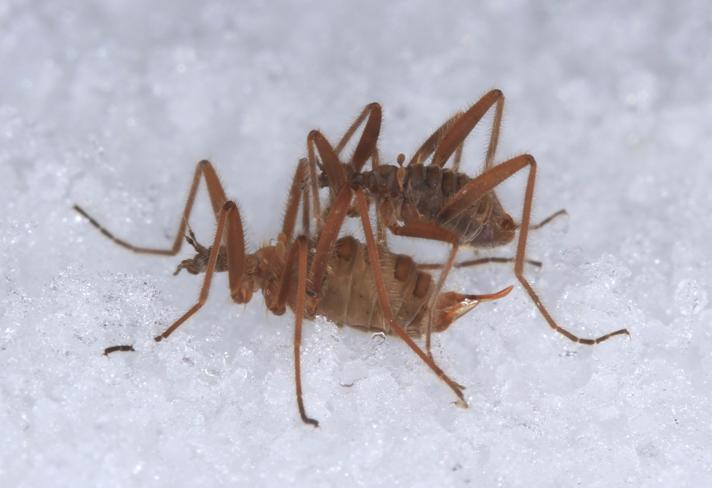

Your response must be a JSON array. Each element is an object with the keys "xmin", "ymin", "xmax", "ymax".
[
  {"xmin": 262, "ymin": 170, "xmax": 319, "ymax": 424},
  {"xmin": 452, "ymin": 143, "xmax": 464, "ymax": 173},
  {"xmin": 313, "ymin": 121, "xmax": 391, "ymax": 247},
  {"xmin": 73, "ymin": 160, "xmax": 228, "ymax": 256},
  {"xmin": 432, "ymin": 89, "xmax": 505, "ymax": 171},
  {"xmin": 528, "ymin": 209, "xmax": 568, "ymax": 230},
  {"xmin": 334, "ymin": 102, "xmax": 382, "ymax": 171},
  {"xmin": 313, "ymin": 129, "xmax": 391, "ymax": 246},
  {"xmin": 264, "ymin": 159, "xmax": 325, "ymax": 425},
  {"xmin": 354, "ymin": 191, "xmax": 467, "ymax": 406},
  {"xmin": 307, "ymin": 105, "xmax": 381, "ymax": 196},
  {"xmin": 301, "ymin": 173, "xmax": 311, "ymax": 236},
  {"xmin": 427, "ymin": 243, "xmax": 459, "ymax": 357},
  {"xmin": 273, "ymin": 179, "xmax": 320, "ymax": 425},
  {"xmin": 281, "ymin": 159, "xmax": 310, "ymax": 243},
  {"xmin": 272, "ymin": 162, "xmax": 316, "ymax": 314},
  {"xmin": 334, "ymin": 103, "xmax": 378, "ymax": 154},
  {"xmin": 291, "ymin": 236, "xmax": 319, "ymax": 426},
  {"xmin": 308, "ymin": 130, "xmax": 346, "ymax": 198},
  {"xmin": 305, "ymin": 143, "xmax": 323, "ymax": 234},
  {"xmin": 303, "ymin": 182, "xmax": 468, "ymax": 404},
  {"xmin": 308, "ymin": 186, "xmax": 353, "ymax": 302},
  {"xmin": 387, "ymin": 220, "xmax": 461, "ymax": 357},
  {"xmin": 409, "ymin": 111, "xmax": 463, "ymax": 166},
  {"xmin": 417, "ymin": 256, "xmax": 543, "ymax": 271},
  {"xmin": 154, "ymin": 201, "xmax": 248, "ymax": 341},
  {"xmin": 305, "ymin": 104, "xmax": 382, "ymax": 233},
  {"xmin": 439, "ymin": 154, "xmax": 629, "ymax": 345},
  {"xmin": 483, "ymin": 92, "xmax": 504, "ymax": 171}
]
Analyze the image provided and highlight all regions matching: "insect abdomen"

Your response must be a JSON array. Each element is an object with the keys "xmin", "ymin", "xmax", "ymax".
[
  {"xmin": 317, "ymin": 236, "xmax": 433, "ymax": 337},
  {"xmin": 402, "ymin": 164, "xmax": 468, "ymax": 219}
]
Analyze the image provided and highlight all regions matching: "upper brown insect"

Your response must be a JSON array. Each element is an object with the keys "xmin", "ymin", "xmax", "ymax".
[{"xmin": 307, "ymin": 89, "xmax": 629, "ymax": 353}]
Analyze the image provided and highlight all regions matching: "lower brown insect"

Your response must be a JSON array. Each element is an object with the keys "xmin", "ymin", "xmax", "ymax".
[{"xmin": 75, "ymin": 159, "xmax": 511, "ymax": 426}]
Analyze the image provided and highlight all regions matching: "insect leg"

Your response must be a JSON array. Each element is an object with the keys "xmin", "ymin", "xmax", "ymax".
[
  {"xmin": 262, "ymin": 168, "xmax": 320, "ymax": 425},
  {"xmin": 272, "ymin": 160, "xmax": 318, "ymax": 314},
  {"xmin": 387, "ymin": 220, "xmax": 460, "ymax": 357},
  {"xmin": 154, "ymin": 201, "xmax": 247, "ymax": 341},
  {"xmin": 307, "ymin": 129, "xmax": 347, "ymax": 220},
  {"xmin": 301, "ymin": 167, "xmax": 311, "ymax": 237},
  {"xmin": 409, "ymin": 110, "xmax": 463, "ymax": 166},
  {"xmin": 306, "ymin": 103, "xmax": 381, "ymax": 227},
  {"xmin": 439, "ymin": 154, "xmax": 630, "ymax": 345},
  {"xmin": 278, "ymin": 184, "xmax": 353, "ymax": 425},
  {"xmin": 281, "ymin": 159, "xmax": 311, "ymax": 242},
  {"xmin": 308, "ymin": 186, "xmax": 353, "ymax": 302},
  {"xmin": 309, "ymin": 130, "xmax": 349, "ymax": 193},
  {"xmin": 528, "ymin": 209, "xmax": 568, "ymax": 230},
  {"xmin": 417, "ymin": 256, "xmax": 543, "ymax": 271},
  {"xmin": 333, "ymin": 102, "xmax": 382, "ymax": 171},
  {"xmin": 292, "ymin": 235, "xmax": 319, "ymax": 427},
  {"xmin": 430, "ymin": 89, "xmax": 505, "ymax": 171},
  {"xmin": 305, "ymin": 138, "xmax": 323, "ymax": 233},
  {"xmin": 354, "ymin": 191, "xmax": 468, "ymax": 407},
  {"xmin": 73, "ymin": 160, "xmax": 228, "ymax": 256},
  {"xmin": 267, "ymin": 232, "xmax": 320, "ymax": 425}
]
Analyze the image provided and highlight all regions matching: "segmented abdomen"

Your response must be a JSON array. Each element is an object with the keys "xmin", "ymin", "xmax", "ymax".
[
  {"xmin": 354, "ymin": 164, "xmax": 492, "ymax": 244},
  {"xmin": 316, "ymin": 236, "xmax": 434, "ymax": 337}
]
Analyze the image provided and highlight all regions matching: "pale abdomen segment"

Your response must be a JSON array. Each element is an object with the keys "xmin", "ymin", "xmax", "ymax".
[{"xmin": 316, "ymin": 236, "xmax": 433, "ymax": 337}]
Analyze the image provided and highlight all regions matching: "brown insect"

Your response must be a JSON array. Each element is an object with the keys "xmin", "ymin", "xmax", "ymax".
[
  {"xmin": 74, "ymin": 159, "xmax": 512, "ymax": 426},
  {"xmin": 306, "ymin": 89, "xmax": 630, "ymax": 354}
]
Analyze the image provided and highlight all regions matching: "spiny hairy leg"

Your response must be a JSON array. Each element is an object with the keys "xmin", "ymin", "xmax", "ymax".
[
  {"xmin": 154, "ymin": 201, "xmax": 248, "ymax": 342},
  {"xmin": 334, "ymin": 102, "xmax": 382, "ymax": 171},
  {"xmin": 528, "ymin": 209, "xmax": 568, "ymax": 230},
  {"xmin": 354, "ymin": 191, "xmax": 468, "ymax": 407},
  {"xmin": 293, "ymin": 236, "xmax": 319, "ymax": 427},
  {"xmin": 387, "ymin": 220, "xmax": 461, "ymax": 358},
  {"xmin": 417, "ymin": 256, "xmax": 543, "ymax": 271},
  {"xmin": 441, "ymin": 153, "xmax": 630, "ymax": 345},
  {"xmin": 415, "ymin": 89, "xmax": 505, "ymax": 172},
  {"xmin": 73, "ymin": 160, "xmax": 228, "ymax": 256}
]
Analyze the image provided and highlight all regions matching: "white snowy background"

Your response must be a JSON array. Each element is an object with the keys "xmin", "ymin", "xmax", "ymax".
[{"xmin": 1, "ymin": 1, "xmax": 711, "ymax": 486}]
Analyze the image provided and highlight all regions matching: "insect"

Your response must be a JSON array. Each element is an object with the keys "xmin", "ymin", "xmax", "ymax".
[
  {"xmin": 306, "ymin": 89, "xmax": 630, "ymax": 354},
  {"xmin": 74, "ymin": 159, "xmax": 512, "ymax": 426}
]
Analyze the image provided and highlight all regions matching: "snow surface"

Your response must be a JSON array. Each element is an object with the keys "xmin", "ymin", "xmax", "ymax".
[{"xmin": 2, "ymin": 0, "xmax": 712, "ymax": 486}]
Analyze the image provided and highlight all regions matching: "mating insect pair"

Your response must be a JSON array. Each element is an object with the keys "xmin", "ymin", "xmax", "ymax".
[
  {"xmin": 74, "ymin": 89, "xmax": 629, "ymax": 426},
  {"xmin": 307, "ymin": 89, "xmax": 629, "ymax": 356}
]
